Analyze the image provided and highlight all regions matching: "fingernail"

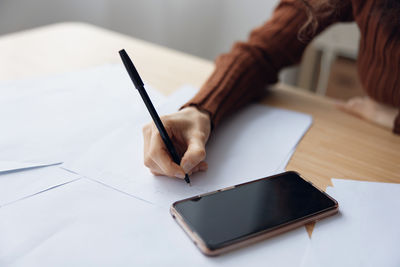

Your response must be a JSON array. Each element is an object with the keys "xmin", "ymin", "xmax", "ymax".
[
  {"xmin": 175, "ymin": 172, "xmax": 185, "ymax": 179},
  {"xmin": 199, "ymin": 165, "xmax": 208, "ymax": 172},
  {"xmin": 182, "ymin": 162, "xmax": 193, "ymax": 173}
]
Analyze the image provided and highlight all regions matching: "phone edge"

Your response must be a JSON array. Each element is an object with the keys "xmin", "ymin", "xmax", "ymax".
[{"xmin": 170, "ymin": 171, "xmax": 339, "ymax": 256}]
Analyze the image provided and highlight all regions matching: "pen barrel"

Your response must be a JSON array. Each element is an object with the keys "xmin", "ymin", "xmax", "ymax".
[
  {"xmin": 138, "ymin": 86, "xmax": 181, "ymax": 165},
  {"xmin": 119, "ymin": 49, "xmax": 183, "ymax": 167},
  {"xmin": 119, "ymin": 49, "xmax": 144, "ymax": 88}
]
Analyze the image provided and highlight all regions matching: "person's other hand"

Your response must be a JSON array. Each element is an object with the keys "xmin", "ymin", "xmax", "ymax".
[
  {"xmin": 142, "ymin": 106, "xmax": 211, "ymax": 179},
  {"xmin": 335, "ymin": 96, "xmax": 398, "ymax": 130}
]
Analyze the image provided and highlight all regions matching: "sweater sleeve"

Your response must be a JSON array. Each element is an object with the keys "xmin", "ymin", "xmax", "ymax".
[{"xmin": 181, "ymin": 0, "xmax": 353, "ymax": 127}]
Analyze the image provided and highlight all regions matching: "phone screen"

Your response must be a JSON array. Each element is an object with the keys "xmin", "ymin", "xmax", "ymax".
[{"xmin": 173, "ymin": 172, "xmax": 337, "ymax": 251}]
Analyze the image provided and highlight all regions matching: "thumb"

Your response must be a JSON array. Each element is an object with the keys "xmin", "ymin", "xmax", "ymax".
[{"xmin": 181, "ymin": 137, "xmax": 207, "ymax": 174}]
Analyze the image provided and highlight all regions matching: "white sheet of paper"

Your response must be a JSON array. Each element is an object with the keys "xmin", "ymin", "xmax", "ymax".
[
  {"xmin": 65, "ymin": 86, "xmax": 312, "ymax": 206},
  {"xmin": 156, "ymin": 85, "xmax": 201, "ymax": 115},
  {"xmin": 275, "ymin": 148, "xmax": 295, "ymax": 173},
  {"xmin": 301, "ymin": 179, "xmax": 400, "ymax": 267},
  {"xmin": 0, "ymin": 178, "xmax": 310, "ymax": 267},
  {"xmin": 0, "ymin": 69, "xmax": 313, "ymax": 266},
  {"xmin": 0, "ymin": 64, "xmax": 165, "ymax": 163},
  {"xmin": 0, "ymin": 165, "xmax": 80, "ymax": 207},
  {"xmin": 0, "ymin": 161, "xmax": 61, "ymax": 174}
]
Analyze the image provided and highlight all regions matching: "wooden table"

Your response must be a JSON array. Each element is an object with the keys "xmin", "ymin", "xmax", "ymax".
[{"xmin": 1, "ymin": 22, "xmax": 399, "ymax": 192}]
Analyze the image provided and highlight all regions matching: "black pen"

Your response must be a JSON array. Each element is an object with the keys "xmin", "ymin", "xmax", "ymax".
[{"xmin": 119, "ymin": 49, "xmax": 191, "ymax": 186}]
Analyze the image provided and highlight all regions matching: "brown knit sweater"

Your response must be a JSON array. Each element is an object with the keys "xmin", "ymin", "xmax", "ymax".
[{"xmin": 182, "ymin": 0, "xmax": 400, "ymax": 134}]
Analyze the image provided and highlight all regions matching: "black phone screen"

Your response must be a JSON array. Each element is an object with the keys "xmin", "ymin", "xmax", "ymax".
[{"xmin": 173, "ymin": 172, "xmax": 337, "ymax": 250}]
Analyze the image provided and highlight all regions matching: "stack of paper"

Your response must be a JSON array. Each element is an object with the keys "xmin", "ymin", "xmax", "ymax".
[
  {"xmin": 0, "ymin": 178, "xmax": 311, "ymax": 267},
  {"xmin": 0, "ymin": 65, "xmax": 316, "ymax": 266},
  {"xmin": 0, "ymin": 161, "xmax": 60, "ymax": 175},
  {"xmin": 64, "ymin": 85, "xmax": 313, "ymax": 206},
  {"xmin": 0, "ymin": 163, "xmax": 79, "ymax": 207},
  {"xmin": 0, "ymin": 64, "xmax": 165, "ymax": 164},
  {"xmin": 301, "ymin": 179, "xmax": 400, "ymax": 267}
]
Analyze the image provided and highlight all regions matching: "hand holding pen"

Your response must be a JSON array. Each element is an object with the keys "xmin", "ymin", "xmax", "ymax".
[{"xmin": 119, "ymin": 49, "xmax": 211, "ymax": 185}]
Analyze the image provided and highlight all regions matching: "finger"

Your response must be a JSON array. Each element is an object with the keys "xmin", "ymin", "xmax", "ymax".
[
  {"xmin": 198, "ymin": 161, "xmax": 208, "ymax": 172},
  {"xmin": 154, "ymin": 149, "xmax": 186, "ymax": 179},
  {"xmin": 144, "ymin": 126, "xmax": 185, "ymax": 179},
  {"xmin": 147, "ymin": 146, "xmax": 185, "ymax": 179},
  {"xmin": 331, "ymin": 98, "xmax": 344, "ymax": 106},
  {"xmin": 188, "ymin": 161, "xmax": 208, "ymax": 175},
  {"xmin": 335, "ymin": 97, "xmax": 366, "ymax": 119},
  {"xmin": 150, "ymin": 134, "xmax": 186, "ymax": 179},
  {"xmin": 145, "ymin": 157, "xmax": 165, "ymax": 176},
  {"xmin": 181, "ymin": 137, "xmax": 207, "ymax": 174},
  {"xmin": 151, "ymin": 169, "xmax": 164, "ymax": 176},
  {"xmin": 335, "ymin": 101, "xmax": 352, "ymax": 113},
  {"xmin": 347, "ymin": 98, "xmax": 369, "ymax": 119}
]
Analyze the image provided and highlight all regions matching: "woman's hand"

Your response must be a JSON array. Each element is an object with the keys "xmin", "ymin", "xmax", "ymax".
[
  {"xmin": 335, "ymin": 96, "xmax": 398, "ymax": 130},
  {"xmin": 142, "ymin": 106, "xmax": 211, "ymax": 179}
]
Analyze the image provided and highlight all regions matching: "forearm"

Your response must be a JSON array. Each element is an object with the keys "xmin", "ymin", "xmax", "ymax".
[
  {"xmin": 182, "ymin": 0, "xmax": 353, "ymax": 128},
  {"xmin": 182, "ymin": 1, "xmax": 307, "ymax": 127}
]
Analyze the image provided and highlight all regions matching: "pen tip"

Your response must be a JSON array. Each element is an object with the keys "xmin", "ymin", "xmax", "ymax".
[{"xmin": 184, "ymin": 173, "xmax": 191, "ymax": 185}]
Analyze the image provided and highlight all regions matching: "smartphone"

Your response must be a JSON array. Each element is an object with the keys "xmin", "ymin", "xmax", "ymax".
[{"xmin": 170, "ymin": 171, "xmax": 338, "ymax": 256}]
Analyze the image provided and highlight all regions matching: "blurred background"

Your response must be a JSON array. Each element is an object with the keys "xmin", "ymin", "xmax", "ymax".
[{"xmin": 0, "ymin": 0, "xmax": 362, "ymax": 99}]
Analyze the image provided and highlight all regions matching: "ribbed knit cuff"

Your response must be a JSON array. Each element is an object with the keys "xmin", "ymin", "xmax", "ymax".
[
  {"xmin": 180, "ymin": 51, "xmax": 278, "ymax": 129},
  {"xmin": 393, "ymin": 110, "xmax": 400, "ymax": 135}
]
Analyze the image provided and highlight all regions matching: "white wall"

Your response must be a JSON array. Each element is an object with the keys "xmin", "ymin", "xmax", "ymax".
[
  {"xmin": 0, "ymin": 0, "xmax": 109, "ymax": 34},
  {"xmin": 0, "ymin": 0, "xmax": 278, "ymax": 60},
  {"xmin": 106, "ymin": 0, "xmax": 278, "ymax": 60},
  {"xmin": 0, "ymin": 0, "xmax": 303, "ymax": 84}
]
